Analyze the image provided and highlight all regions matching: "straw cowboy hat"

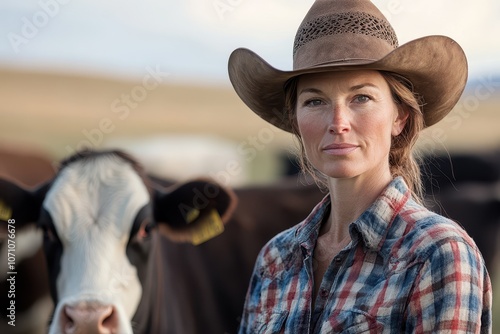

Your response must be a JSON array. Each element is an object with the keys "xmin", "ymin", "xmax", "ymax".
[{"xmin": 228, "ymin": 0, "xmax": 468, "ymax": 133}]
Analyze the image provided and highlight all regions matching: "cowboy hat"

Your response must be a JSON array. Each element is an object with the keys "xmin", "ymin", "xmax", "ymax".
[{"xmin": 228, "ymin": 0, "xmax": 467, "ymax": 133}]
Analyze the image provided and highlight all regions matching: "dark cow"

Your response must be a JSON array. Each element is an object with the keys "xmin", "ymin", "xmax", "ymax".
[
  {"xmin": 420, "ymin": 150, "xmax": 500, "ymax": 192},
  {"xmin": 154, "ymin": 174, "xmax": 325, "ymax": 333},
  {"xmin": 0, "ymin": 150, "xmax": 237, "ymax": 334}
]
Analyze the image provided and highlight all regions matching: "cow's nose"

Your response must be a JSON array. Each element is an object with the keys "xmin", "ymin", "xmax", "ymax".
[{"xmin": 60, "ymin": 303, "xmax": 119, "ymax": 334}]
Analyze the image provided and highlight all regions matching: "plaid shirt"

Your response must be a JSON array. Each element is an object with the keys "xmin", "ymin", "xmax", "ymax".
[{"xmin": 239, "ymin": 177, "xmax": 492, "ymax": 333}]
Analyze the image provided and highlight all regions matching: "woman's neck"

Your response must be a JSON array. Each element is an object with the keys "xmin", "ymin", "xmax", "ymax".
[{"xmin": 322, "ymin": 168, "xmax": 392, "ymax": 242}]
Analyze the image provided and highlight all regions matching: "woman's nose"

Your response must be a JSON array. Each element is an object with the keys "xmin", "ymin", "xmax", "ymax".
[{"xmin": 327, "ymin": 105, "xmax": 350, "ymax": 134}]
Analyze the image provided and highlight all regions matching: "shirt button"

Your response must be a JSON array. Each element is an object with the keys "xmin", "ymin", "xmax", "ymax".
[
  {"xmin": 320, "ymin": 289, "xmax": 329, "ymax": 298},
  {"xmin": 334, "ymin": 256, "xmax": 342, "ymax": 263}
]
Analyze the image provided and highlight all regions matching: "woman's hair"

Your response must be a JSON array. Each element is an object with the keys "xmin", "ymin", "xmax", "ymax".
[{"xmin": 285, "ymin": 71, "xmax": 425, "ymax": 203}]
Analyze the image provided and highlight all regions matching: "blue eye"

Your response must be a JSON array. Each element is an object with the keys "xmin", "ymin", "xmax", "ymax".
[
  {"xmin": 354, "ymin": 95, "xmax": 371, "ymax": 103},
  {"xmin": 305, "ymin": 99, "xmax": 323, "ymax": 107}
]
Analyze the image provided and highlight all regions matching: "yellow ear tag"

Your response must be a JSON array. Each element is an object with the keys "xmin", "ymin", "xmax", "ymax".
[
  {"xmin": 186, "ymin": 208, "xmax": 200, "ymax": 224},
  {"xmin": 190, "ymin": 209, "xmax": 224, "ymax": 245},
  {"xmin": 0, "ymin": 200, "xmax": 12, "ymax": 221}
]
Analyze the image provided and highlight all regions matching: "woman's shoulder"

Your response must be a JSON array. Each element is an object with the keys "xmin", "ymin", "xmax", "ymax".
[
  {"xmin": 406, "ymin": 201, "xmax": 474, "ymax": 242},
  {"xmin": 393, "ymin": 200, "xmax": 482, "ymax": 262}
]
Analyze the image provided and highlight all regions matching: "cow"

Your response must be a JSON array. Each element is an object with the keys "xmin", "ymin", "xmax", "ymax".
[
  {"xmin": 0, "ymin": 149, "xmax": 238, "ymax": 334},
  {"xmin": 419, "ymin": 149, "xmax": 500, "ymax": 192},
  {"xmin": 153, "ymin": 174, "xmax": 325, "ymax": 333}
]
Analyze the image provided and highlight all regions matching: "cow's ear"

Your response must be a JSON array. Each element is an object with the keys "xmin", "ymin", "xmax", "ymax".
[
  {"xmin": 0, "ymin": 178, "xmax": 50, "ymax": 228},
  {"xmin": 153, "ymin": 179, "xmax": 237, "ymax": 245}
]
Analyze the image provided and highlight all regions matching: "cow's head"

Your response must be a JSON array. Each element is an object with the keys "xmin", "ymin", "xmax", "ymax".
[{"xmin": 0, "ymin": 150, "xmax": 237, "ymax": 333}]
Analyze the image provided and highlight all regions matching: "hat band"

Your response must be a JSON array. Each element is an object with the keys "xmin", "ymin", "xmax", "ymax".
[
  {"xmin": 303, "ymin": 57, "xmax": 378, "ymax": 69},
  {"xmin": 293, "ymin": 12, "xmax": 399, "ymax": 56}
]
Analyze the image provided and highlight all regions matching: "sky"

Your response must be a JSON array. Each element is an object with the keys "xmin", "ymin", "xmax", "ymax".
[{"xmin": 0, "ymin": 0, "xmax": 499, "ymax": 86}]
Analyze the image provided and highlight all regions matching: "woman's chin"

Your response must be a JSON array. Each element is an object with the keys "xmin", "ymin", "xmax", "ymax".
[{"xmin": 321, "ymin": 168, "xmax": 361, "ymax": 180}]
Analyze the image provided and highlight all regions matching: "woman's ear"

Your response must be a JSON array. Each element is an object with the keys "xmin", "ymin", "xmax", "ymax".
[{"xmin": 392, "ymin": 105, "xmax": 410, "ymax": 136}]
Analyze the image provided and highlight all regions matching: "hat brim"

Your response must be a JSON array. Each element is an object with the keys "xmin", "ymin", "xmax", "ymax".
[{"xmin": 228, "ymin": 35, "xmax": 467, "ymax": 132}]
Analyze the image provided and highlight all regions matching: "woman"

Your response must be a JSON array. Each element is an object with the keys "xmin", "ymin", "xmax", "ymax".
[{"xmin": 228, "ymin": 0, "xmax": 492, "ymax": 333}]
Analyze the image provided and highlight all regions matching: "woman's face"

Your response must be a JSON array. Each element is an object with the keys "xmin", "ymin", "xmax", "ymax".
[{"xmin": 296, "ymin": 70, "xmax": 408, "ymax": 181}]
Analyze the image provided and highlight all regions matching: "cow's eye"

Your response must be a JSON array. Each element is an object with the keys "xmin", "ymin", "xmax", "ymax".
[{"xmin": 137, "ymin": 220, "xmax": 155, "ymax": 240}]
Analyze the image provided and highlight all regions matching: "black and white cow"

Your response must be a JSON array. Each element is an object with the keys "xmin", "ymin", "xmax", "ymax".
[{"xmin": 0, "ymin": 150, "xmax": 237, "ymax": 334}]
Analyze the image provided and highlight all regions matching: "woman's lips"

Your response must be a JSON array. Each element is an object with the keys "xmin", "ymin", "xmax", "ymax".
[{"xmin": 322, "ymin": 144, "xmax": 358, "ymax": 156}]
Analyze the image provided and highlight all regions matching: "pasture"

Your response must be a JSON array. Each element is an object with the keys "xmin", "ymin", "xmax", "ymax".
[{"xmin": 0, "ymin": 67, "xmax": 499, "ymax": 172}]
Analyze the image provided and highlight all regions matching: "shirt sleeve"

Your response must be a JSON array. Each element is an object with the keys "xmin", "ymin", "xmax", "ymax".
[{"xmin": 405, "ymin": 238, "xmax": 492, "ymax": 333}]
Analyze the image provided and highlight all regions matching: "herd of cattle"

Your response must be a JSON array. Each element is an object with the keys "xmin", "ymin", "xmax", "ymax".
[{"xmin": 0, "ymin": 145, "xmax": 499, "ymax": 333}]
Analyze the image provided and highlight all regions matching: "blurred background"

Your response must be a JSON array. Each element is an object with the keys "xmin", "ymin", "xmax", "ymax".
[
  {"xmin": 0, "ymin": 0, "xmax": 499, "ymax": 332},
  {"xmin": 0, "ymin": 0, "xmax": 499, "ymax": 183}
]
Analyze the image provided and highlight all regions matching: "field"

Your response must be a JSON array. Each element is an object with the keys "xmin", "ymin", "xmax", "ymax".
[{"xmin": 0, "ymin": 67, "xmax": 499, "ymax": 179}]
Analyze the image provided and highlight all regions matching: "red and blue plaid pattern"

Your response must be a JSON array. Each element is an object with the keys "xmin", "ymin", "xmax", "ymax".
[{"xmin": 239, "ymin": 177, "xmax": 492, "ymax": 333}]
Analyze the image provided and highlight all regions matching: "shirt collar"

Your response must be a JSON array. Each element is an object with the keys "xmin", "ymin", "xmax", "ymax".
[
  {"xmin": 351, "ymin": 177, "xmax": 411, "ymax": 251},
  {"xmin": 296, "ymin": 177, "xmax": 411, "ymax": 253},
  {"xmin": 296, "ymin": 194, "xmax": 330, "ymax": 254}
]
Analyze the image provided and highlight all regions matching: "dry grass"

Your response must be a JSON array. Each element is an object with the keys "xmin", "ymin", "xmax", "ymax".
[
  {"xmin": 0, "ymin": 67, "xmax": 498, "ymax": 161},
  {"xmin": 0, "ymin": 68, "xmax": 293, "ymax": 160}
]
